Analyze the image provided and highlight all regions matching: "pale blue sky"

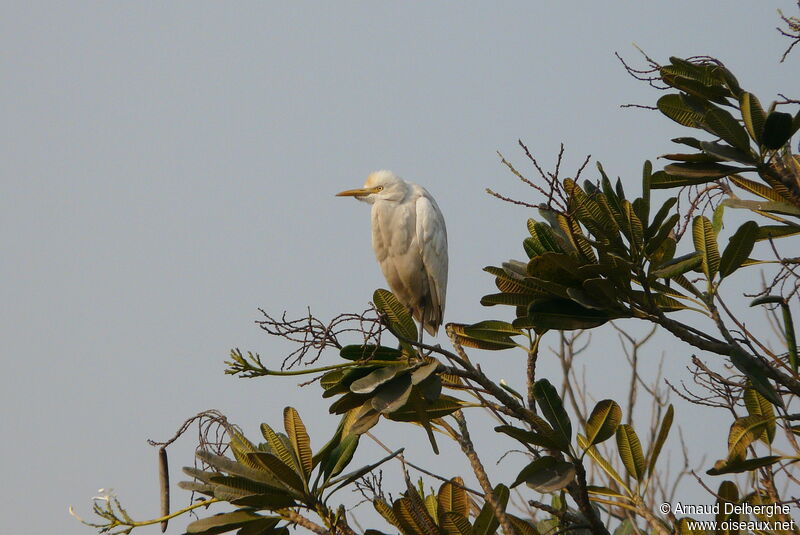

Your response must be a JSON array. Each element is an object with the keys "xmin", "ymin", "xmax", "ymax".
[{"xmin": 2, "ymin": 2, "xmax": 797, "ymax": 534}]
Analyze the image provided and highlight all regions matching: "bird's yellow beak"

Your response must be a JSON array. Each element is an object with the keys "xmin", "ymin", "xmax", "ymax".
[{"xmin": 335, "ymin": 186, "xmax": 380, "ymax": 197}]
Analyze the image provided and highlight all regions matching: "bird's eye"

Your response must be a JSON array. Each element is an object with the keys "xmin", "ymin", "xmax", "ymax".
[{"xmin": 376, "ymin": 186, "xmax": 384, "ymax": 191}]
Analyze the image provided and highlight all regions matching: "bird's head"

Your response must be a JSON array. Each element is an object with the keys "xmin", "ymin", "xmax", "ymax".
[{"xmin": 336, "ymin": 170, "xmax": 408, "ymax": 204}]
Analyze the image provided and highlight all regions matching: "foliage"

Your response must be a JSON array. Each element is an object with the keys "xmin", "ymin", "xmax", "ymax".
[{"xmin": 74, "ymin": 9, "xmax": 800, "ymax": 535}]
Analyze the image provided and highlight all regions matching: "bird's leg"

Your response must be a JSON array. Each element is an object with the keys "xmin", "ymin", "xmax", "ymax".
[{"xmin": 417, "ymin": 321, "xmax": 424, "ymax": 354}]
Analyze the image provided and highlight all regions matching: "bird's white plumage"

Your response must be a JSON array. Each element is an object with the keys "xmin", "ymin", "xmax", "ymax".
[{"xmin": 337, "ymin": 170, "xmax": 448, "ymax": 337}]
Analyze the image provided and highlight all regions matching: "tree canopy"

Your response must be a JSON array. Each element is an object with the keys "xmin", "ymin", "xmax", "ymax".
[{"xmin": 74, "ymin": 6, "xmax": 800, "ymax": 535}]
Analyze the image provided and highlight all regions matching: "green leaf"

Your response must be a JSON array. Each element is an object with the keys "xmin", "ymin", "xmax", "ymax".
[
  {"xmin": 663, "ymin": 162, "xmax": 746, "ymax": 179},
  {"xmin": 374, "ymin": 499, "xmax": 401, "ymax": 530},
  {"xmin": 324, "ymin": 448, "xmax": 403, "ymax": 495},
  {"xmin": 312, "ymin": 411, "xmax": 344, "ymax": 467},
  {"xmin": 615, "ymin": 424, "xmax": 646, "ymax": 481},
  {"xmin": 494, "ymin": 424, "xmax": 566, "ymax": 452},
  {"xmin": 320, "ymin": 369, "xmax": 347, "ymax": 393},
  {"xmin": 577, "ymin": 434, "xmax": 627, "ymax": 491},
  {"xmin": 716, "ymin": 64, "xmax": 742, "ymax": 97},
  {"xmin": 587, "ymin": 486, "xmax": 627, "ymax": 500},
  {"xmin": 753, "ymin": 294, "xmax": 800, "ymax": 373},
  {"xmin": 449, "ymin": 322, "xmax": 520, "ymax": 350},
  {"xmin": 259, "ymin": 425, "xmax": 300, "ymax": 475},
  {"xmin": 465, "ymin": 319, "xmax": 523, "ymax": 336},
  {"xmin": 386, "ymin": 395, "xmax": 464, "ymax": 422},
  {"xmin": 417, "ymin": 375, "xmax": 443, "ymax": 404},
  {"xmin": 701, "ymin": 102, "xmax": 751, "ymax": 151},
  {"xmin": 523, "ymin": 237, "xmax": 545, "ymax": 258},
  {"xmin": 726, "ymin": 415, "xmax": 769, "ymax": 461},
  {"xmin": 460, "ymin": 320, "xmax": 523, "ymax": 350},
  {"xmin": 728, "ymin": 174, "xmax": 791, "ymax": 203},
  {"xmin": 645, "ymin": 196, "xmax": 678, "ymax": 240},
  {"xmin": 518, "ymin": 298, "xmax": 613, "ymax": 331},
  {"xmin": 424, "ymin": 494, "xmax": 439, "ymax": 525},
  {"xmin": 672, "ymin": 137, "xmax": 703, "ymax": 149},
  {"xmin": 661, "ymin": 151, "xmax": 723, "ymax": 161},
  {"xmin": 651, "ymin": 170, "xmax": 720, "ymax": 189},
  {"xmin": 348, "ymin": 405, "xmax": 380, "ymax": 435},
  {"xmin": 658, "ymin": 94, "xmax": 703, "ymax": 127},
  {"xmin": 740, "ymin": 92, "xmax": 767, "ymax": 143},
  {"xmin": 205, "ymin": 474, "xmax": 274, "ymax": 497},
  {"xmin": 584, "ymin": 399, "xmax": 621, "ymax": 447},
  {"xmin": 699, "ymin": 141, "xmax": 755, "ymax": 164},
  {"xmin": 229, "ymin": 431, "xmax": 266, "ymax": 473},
  {"xmin": 630, "ymin": 291, "xmax": 690, "ymax": 313},
  {"xmin": 231, "ymin": 494, "xmax": 296, "ymax": 511},
  {"xmin": 651, "ymin": 252, "xmax": 703, "ymax": 279},
  {"xmin": 749, "ymin": 295, "xmax": 785, "ymax": 306},
  {"xmin": 722, "ymin": 198, "xmax": 800, "ymax": 216},
  {"xmin": 660, "ymin": 71, "xmax": 732, "ymax": 104},
  {"xmin": 440, "ymin": 512, "xmax": 472, "ymax": 535},
  {"xmin": 508, "ymin": 515, "xmax": 540, "ymax": 535},
  {"xmin": 641, "ymin": 161, "xmax": 652, "ymax": 226},
  {"xmin": 794, "ymin": 109, "xmax": 800, "ymax": 139},
  {"xmin": 623, "ymin": 200, "xmax": 644, "ymax": 254},
  {"xmin": 755, "ymin": 224, "xmax": 800, "ymax": 241},
  {"xmin": 349, "ymin": 366, "xmax": 400, "ymax": 395},
  {"xmin": 238, "ymin": 520, "xmax": 287, "ymax": 535},
  {"xmin": 715, "ymin": 480, "xmax": 740, "ymax": 526},
  {"xmin": 323, "ymin": 434, "xmax": 360, "ymax": 480},
  {"xmin": 692, "ymin": 215, "xmax": 719, "ymax": 279},
  {"xmin": 283, "ymin": 407, "xmax": 312, "ymax": 479},
  {"xmin": 480, "ymin": 292, "xmax": 534, "ymax": 308},
  {"xmin": 712, "ymin": 202, "xmax": 725, "ymax": 234},
  {"xmin": 718, "ymin": 221, "xmax": 758, "ymax": 278},
  {"xmin": 437, "ymin": 477, "xmax": 469, "ymax": 517},
  {"xmin": 186, "ymin": 511, "xmax": 273, "ymax": 535},
  {"xmin": 339, "ymin": 345, "xmax": 402, "ymax": 361},
  {"xmin": 178, "ymin": 479, "xmax": 215, "ymax": 496},
  {"xmin": 246, "ymin": 452, "xmax": 306, "ymax": 495},
  {"xmin": 729, "ymin": 347, "xmax": 784, "ymax": 408},
  {"xmin": 664, "ymin": 57, "xmax": 724, "ymax": 87},
  {"xmin": 613, "ymin": 519, "xmax": 635, "ymax": 535},
  {"xmin": 533, "ymin": 379, "xmax": 572, "ymax": 448},
  {"xmin": 743, "ymin": 388, "xmax": 776, "ymax": 444},
  {"xmin": 566, "ymin": 286, "xmax": 609, "ymax": 310},
  {"xmin": 581, "ymin": 278, "xmax": 622, "ymax": 309},
  {"xmin": 645, "ymin": 211, "xmax": 679, "ymax": 256},
  {"xmin": 706, "ymin": 455, "xmax": 782, "ymax": 475},
  {"xmin": 393, "ymin": 497, "xmax": 433, "ymax": 535},
  {"xmin": 599, "ymin": 163, "xmax": 622, "ymax": 210},
  {"xmin": 473, "ymin": 484, "xmax": 509, "ymax": 535},
  {"xmin": 322, "ymin": 366, "xmax": 382, "ymax": 398},
  {"xmin": 762, "ymin": 111, "xmax": 794, "ymax": 149},
  {"xmin": 527, "ymin": 252, "xmax": 582, "ymax": 284},
  {"xmin": 328, "ymin": 391, "xmax": 370, "ymax": 414},
  {"xmin": 194, "ymin": 451, "xmax": 283, "ymax": 489},
  {"xmin": 528, "ymin": 221, "xmax": 565, "ymax": 253},
  {"xmin": 647, "ymin": 404, "xmax": 674, "ymax": 476},
  {"xmin": 782, "ymin": 302, "xmax": 798, "ymax": 373},
  {"xmin": 410, "ymin": 361, "xmax": 440, "ymax": 385},
  {"xmin": 371, "ymin": 374, "xmax": 413, "ymax": 414},
  {"xmin": 373, "ymin": 288, "xmax": 417, "ymax": 342}
]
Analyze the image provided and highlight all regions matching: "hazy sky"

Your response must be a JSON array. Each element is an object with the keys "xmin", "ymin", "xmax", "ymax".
[{"xmin": 3, "ymin": 2, "xmax": 797, "ymax": 534}]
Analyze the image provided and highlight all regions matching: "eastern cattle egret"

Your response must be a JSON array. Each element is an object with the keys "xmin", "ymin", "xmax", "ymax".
[{"xmin": 337, "ymin": 170, "xmax": 448, "ymax": 343}]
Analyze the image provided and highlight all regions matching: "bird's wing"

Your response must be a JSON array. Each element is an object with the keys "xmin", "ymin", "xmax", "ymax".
[{"xmin": 415, "ymin": 193, "xmax": 448, "ymax": 332}]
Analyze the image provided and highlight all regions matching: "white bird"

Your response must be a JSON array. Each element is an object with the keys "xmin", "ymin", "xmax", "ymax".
[{"xmin": 336, "ymin": 170, "xmax": 448, "ymax": 342}]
